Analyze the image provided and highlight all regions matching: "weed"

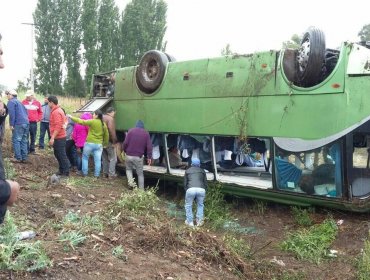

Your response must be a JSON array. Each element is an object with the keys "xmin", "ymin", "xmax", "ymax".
[
  {"xmin": 4, "ymin": 158, "xmax": 16, "ymax": 180},
  {"xmin": 112, "ymin": 245, "xmax": 127, "ymax": 261},
  {"xmin": 252, "ymin": 199, "xmax": 267, "ymax": 215},
  {"xmin": 61, "ymin": 211, "xmax": 103, "ymax": 233},
  {"xmin": 0, "ymin": 213, "xmax": 52, "ymax": 272},
  {"xmin": 204, "ymin": 183, "xmax": 231, "ymax": 229},
  {"xmin": 291, "ymin": 206, "xmax": 313, "ymax": 227},
  {"xmin": 280, "ymin": 218, "xmax": 338, "ymax": 264},
  {"xmin": 107, "ymin": 187, "xmax": 160, "ymax": 219},
  {"xmin": 59, "ymin": 230, "xmax": 87, "ymax": 249},
  {"xmin": 277, "ymin": 271, "xmax": 307, "ymax": 280},
  {"xmin": 357, "ymin": 233, "xmax": 370, "ymax": 280},
  {"xmin": 223, "ymin": 234, "xmax": 251, "ymax": 260}
]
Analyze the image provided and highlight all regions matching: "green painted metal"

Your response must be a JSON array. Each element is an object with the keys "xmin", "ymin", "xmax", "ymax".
[
  {"xmin": 112, "ymin": 43, "xmax": 367, "ymax": 141},
  {"xmin": 108, "ymin": 41, "xmax": 370, "ymax": 212}
]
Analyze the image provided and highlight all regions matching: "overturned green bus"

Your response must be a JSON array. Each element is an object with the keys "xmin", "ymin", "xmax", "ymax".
[{"xmin": 81, "ymin": 27, "xmax": 370, "ymax": 212}]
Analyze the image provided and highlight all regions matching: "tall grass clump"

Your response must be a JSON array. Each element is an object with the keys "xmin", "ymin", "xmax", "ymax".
[
  {"xmin": 357, "ymin": 233, "xmax": 370, "ymax": 280},
  {"xmin": 291, "ymin": 206, "xmax": 313, "ymax": 227},
  {"xmin": 0, "ymin": 213, "xmax": 52, "ymax": 272},
  {"xmin": 281, "ymin": 218, "xmax": 338, "ymax": 264},
  {"xmin": 204, "ymin": 183, "xmax": 232, "ymax": 229},
  {"xmin": 106, "ymin": 187, "xmax": 160, "ymax": 226}
]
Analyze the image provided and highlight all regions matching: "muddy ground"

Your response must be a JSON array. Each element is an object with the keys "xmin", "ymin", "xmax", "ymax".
[{"xmin": 0, "ymin": 143, "xmax": 370, "ymax": 280}]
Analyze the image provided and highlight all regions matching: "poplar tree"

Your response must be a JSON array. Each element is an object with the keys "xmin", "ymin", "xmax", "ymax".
[
  {"xmin": 97, "ymin": 0, "xmax": 121, "ymax": 72},
  {"xmin": 81, "ymin": 0, "xmax": 99, "ymax": 91},
  {"xmin": 34, "ymin": 0, "xmax": 63, "ymax": 95},
  {"xmin": 120, "ymin": 0, "xmax": 167, "ymax": 67},
  {"xmin": 358, "ymin": 24, "xmax": 370, "ymax": 42},
  {"xmin": 59, "ymin": 0, "xmax": 85, "ymax": 96}
]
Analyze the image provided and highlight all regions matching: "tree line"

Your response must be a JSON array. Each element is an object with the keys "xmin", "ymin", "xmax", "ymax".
[{"xmin": 32, "ymin": 0, "xmax": 167, "ymax": 97}]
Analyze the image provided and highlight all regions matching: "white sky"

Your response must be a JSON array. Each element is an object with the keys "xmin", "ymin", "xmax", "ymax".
[{"xmin": 0, "ymin": 0, "xmax": 369, "ymax": 88}]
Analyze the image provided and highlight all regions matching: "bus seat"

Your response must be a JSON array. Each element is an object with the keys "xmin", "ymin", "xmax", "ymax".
[{"xmin": 275, "ymin": 158, "xmax": 302, "ymax": 188}]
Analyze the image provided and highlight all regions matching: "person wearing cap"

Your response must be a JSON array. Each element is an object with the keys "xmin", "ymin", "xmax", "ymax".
[
  {"xmin": 183, "ymin": 158, "xmax": 207, "ymax": 227},
  {"xmin": 6, "ymin": 90, "xmax": 30, "ymax": 163},
  {"xmin": 22, "ymin": 90, "xmax": 42, "ymax": 154},
  {"xmin": 102, "ymin": 107, "xmax": 118, "ymax": 178},
  {"xmin": 122, "ymin": 120, "xmax": 152, "ymax": 189},
  {"xmin": 0, "ymin": 33, "xmax": 21, "ymax": 224}
]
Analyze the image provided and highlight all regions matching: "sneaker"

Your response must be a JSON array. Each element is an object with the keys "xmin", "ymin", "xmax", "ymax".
[
  {"xmin": 196, "ymin": 220, "xmax": 204, "ymax": 227},
  {"xmin": 185, "ymin": 220, "xmax": 194, "ymax": 227}
]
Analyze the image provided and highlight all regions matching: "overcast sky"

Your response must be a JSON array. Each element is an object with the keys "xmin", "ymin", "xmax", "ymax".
[{"xmin": 1, "ymin": 0, "xmax": 369, "ymax": 88}]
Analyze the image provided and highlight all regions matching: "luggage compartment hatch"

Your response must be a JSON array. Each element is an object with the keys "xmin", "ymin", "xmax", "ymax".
[{"xmin": 75, "ymin": 97, "xmax": 113, "ymax": 113}]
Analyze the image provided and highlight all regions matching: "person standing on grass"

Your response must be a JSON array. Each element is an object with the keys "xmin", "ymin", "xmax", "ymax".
[
  {"xmin": 184, "ymin": 158, "xmax": 207, "ymax": 227},
  {"xmin": 68, "ymin": 110, "xmax": 109, "ymax": 178},
  {"xmin": 102, "ymin": 107, "xmax": 118, "ymax": 178},
  {"xmin": 123, "ymin": 120, "xmax": 152, "ymax": 190},
  {"xmin": 22, "ymin": 90, "xmax": 42, "ymax": 154},
  {"xmin": 6, "ymin": 90, "xmax": 29, "ymax": 163},
  {"xmin": 48, "ymin": 95, "xmax": 70, "ymax": 177},
  {"xmin": 38, "ymin": 96, "xmax": 51, "ymax": 149},
  {"xmin": 0, "ymin": 33, "xmax": 21, "ymax": 224}
]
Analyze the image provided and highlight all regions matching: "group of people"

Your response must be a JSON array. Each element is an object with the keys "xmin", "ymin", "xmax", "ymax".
[{"xmin": 0, "ymin": 33, "xmax": 206, "ymax": 228}]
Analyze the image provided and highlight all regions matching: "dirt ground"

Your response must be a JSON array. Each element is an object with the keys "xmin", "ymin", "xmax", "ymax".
[{"xmin": 1, "ymin": 144, "xmax": 370, "ymax": 280}]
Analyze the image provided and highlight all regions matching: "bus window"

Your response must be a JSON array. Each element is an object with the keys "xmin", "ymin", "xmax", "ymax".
[
  {"xmin": 143, "ymin": 132, "xmax": 167, "ymax": 174},
  {"xmin": 214, "ymin": 136, "xmax": 272, "ymax": 189},
  {"xmin": 351, "ymin": 133, "xmax": 370, "ymax": 197},
  {"xmin": 165, "ymin": 134, "xmax": 214, "ymax": 179},
  {"xmin": 274, "ymin": 142, "xmax": 342, "ymax": 198}
]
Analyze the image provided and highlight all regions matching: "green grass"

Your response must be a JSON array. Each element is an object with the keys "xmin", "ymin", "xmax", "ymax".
[
  {"xmin": 357, "ymin": 233, "xmax": 370, "ymax": 279},
  {"xmin": 112, "ymin": 245, "xmax": 127, "ymax": 261},
  {"xmin": 291, "ymin": 206, "xmax": 313, "ymax": 227},
  {"xmin": 0, "ymin": 213, "xmax": 52, "ymax": 272},
  {"xmin": 223, "ymin": 234, "xmax": 251, "ymax": 260},
  {"xmin": 280, "ymin": 218, "xmax": 338, "ymax": 264},
  {"xmin": 204, "ymin": 183, "xmax": 232, "ymax": 229}
]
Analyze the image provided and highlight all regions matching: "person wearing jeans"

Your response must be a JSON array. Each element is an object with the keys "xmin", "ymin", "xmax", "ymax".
[
  {"xmin": 184, "ymin": 158, "xmax": 207, "ymax": 227},
  {"xmin": 6, "ymin": 90, "xmax": 30, "ymax": 162},
  {"xmin": 69, "ymin": 110, "xmax": 108, "ymax": 178},
  {"xmin": 102, "ymin": 107, "xmax": 118, "ymax": 178},
  {"xmin": 122, "ymin": 120, "xmax": 152, "ymax": 189},
  {"xmin": 39, "ymin": 97, "xmax": 51, "ymax": 149}
]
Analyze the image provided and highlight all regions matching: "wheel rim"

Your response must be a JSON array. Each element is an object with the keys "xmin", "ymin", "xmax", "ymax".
[
  {"xmin": 297, "ymin": 38, "xmax": 310, "ymax": 73},
  {"xmin": 146, "ymin": 59, "xmax": 159, "ymax": 79}
]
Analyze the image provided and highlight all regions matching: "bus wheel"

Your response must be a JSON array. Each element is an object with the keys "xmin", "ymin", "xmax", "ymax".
[
  {"xmin": 297, "ymin": 27, "xmax": 326, "ymax": 87},
  {"xmin": 136, "ymin": 50, "xmax": 169, "ymax": 94}
]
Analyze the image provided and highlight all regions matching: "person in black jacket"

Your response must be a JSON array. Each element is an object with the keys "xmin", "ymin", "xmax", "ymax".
[{"xmin": 184, "ymin": 158, "xmax": 207, "ymax": 227}]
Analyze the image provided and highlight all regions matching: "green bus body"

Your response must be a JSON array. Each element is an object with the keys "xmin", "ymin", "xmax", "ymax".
[{"xmin": 89, "ymin": 39, "xmax": 370, "ymax": 212}]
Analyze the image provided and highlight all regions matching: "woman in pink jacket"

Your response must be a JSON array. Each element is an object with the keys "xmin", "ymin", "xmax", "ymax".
[{"xmin": 72, "ymin": 112, "xmax": 92, "ymax": 171}]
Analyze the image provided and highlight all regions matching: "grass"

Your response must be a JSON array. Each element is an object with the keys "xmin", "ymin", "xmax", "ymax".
[
  {"xmin": 251, "ymin": 199, "xmax": 267, "ymax": 215},
  {"xmin": 112, "ymin": 245, "xmax": 127, "ymax": 261},
  {"xmin": 204, "ymin": 182, "xmax": 232, "ymax": 229},
  {"xmin": 357, "ymin": 233, "xmax": 370, "ymax": 279},
  {"xmin": 0, "ymin": 213, "xmax": 52, "ymax": 272},
  {"xmin": 58, "ymin": 230, "xmax": 87, "ymax": 249},
  {"xmin": 291, "ymin": 206, "xmax": 313, "ymax": 227},
  {"xmin": 223, "ymin": 234, "xmax": 251, "ymax": 260},
  {"xmin": 280, "ymin": 218, "xmax": 338, "ymax": 264},
  {"xmin": 3, "ymin": 158, "xmax": 16, "ymax": 180}
]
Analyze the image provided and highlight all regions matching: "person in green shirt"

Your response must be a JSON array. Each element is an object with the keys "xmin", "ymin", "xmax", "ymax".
[{"xmin": 68, "ymin": 110, "xmax": 108, "ymax": 177}]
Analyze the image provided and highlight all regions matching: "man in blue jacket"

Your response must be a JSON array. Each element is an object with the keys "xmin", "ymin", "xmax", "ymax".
[{"xmin": 6, "ymin": 90, "xmax": 30, "ymax": 163}]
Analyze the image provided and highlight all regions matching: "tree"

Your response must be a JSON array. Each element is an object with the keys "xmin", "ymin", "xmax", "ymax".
[
  {"xmin": 97, "ymin": 0, "xmax": 121, "ymax": 72},
  {"xmin": 59, "ymin": 0, "xmax": 85, "ymax": 97},
  {"xmin": 221, "ymin": 44, "xmax": 233, "ymax": 56},
  {"xmin": 120, "ymin": 0, "xmax": 167, "ymax": 67},
  {"xmin": 81, "ymin": 0, "xmax": 99, "ymax": 92},
  {"xmin": 282, "ymin": 34, "xmax": 301, "ymax": 49},
  {"xmin": 34, "ymin": 0, "xmax": 63, "ymax": 95},
  {"xmin": 358, "ymin": 24, "xmax": 370, "ymax": 41}
]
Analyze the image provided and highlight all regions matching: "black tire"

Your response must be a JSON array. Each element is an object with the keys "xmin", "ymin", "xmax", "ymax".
[
  {"xmin": 136, "ymin": 50, "xmax": 169, "ymax": 94},
  {"xmin": 297, "ymin": 27, "xmax": 326, "ymax": 87},
  {"xmin": 165, "ymin": 53, "xmax": 176, "ymax": 62}
]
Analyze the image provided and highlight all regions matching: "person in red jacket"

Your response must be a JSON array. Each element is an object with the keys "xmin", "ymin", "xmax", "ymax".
[
  {"xmin": 22, "ymin": 90, "xmax": 42, "ymax": 154},
  {"xmin": 48, "ymin": 95, "xmax": 70, "ymax": 177}
]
